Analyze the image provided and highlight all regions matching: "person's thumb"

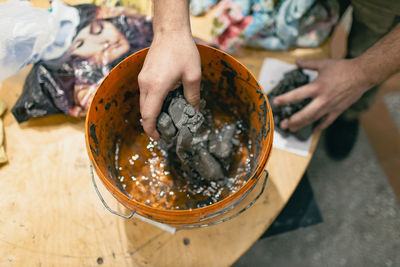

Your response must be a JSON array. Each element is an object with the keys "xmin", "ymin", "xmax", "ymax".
[
  {"xmin": 296, "ymin": 58, "xmax": 328, "ymax": 71},
  {"xmin": 182, "ymin": 72, "xmax": 201, "ymax": 109}
]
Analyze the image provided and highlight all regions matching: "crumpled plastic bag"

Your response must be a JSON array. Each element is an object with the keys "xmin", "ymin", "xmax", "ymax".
[{"xmin": 0, "ymin": 0, "xmax": 79, "ymax": 85}]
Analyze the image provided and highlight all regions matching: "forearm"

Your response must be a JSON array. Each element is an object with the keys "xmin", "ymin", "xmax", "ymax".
[
  {"xmin": 139, "ymin": 1, "xmax": 200, "ymax": 139},
  {"xmin": 153, "ymin": 0, "xmax": 191, "ymax": 36},
  {"xmin": 354, "ymin": 23, "xmax": 400, "ymax": 87},
  {"xmin": 272, "ymin": 24, "xmax": 400, "ymax": 132}
]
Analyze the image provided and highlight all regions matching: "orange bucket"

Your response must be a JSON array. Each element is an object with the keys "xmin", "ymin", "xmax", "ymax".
[{"xmin": 85, "ymin": 44, "xmax": 273, "ymax": 228}]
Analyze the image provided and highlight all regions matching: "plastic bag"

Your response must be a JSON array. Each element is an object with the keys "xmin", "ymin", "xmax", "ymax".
[{"xmin": 0, "ymin": 0, "xmax": 80, "ymax": 85}]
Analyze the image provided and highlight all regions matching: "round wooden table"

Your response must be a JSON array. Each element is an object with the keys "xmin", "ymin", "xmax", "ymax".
[{"xmin": 0, "ymin": 2, "xmax": 329, "ymax": 266}]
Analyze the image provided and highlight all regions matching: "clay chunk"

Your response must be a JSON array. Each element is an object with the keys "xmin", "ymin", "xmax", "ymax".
[
  {"xmin": 168, "ymin": 97, "xmax": 204, "ymax": 133},
  {"xmin": 157, "ymin": 112, "xmax": 176, "ymax": 141},
  {"xmin": 156, "ymin": 88, "xmax": 239, "ymax": 182},
  {"xmin": 209, "ymin": 124, "xmax": 236, "ymax": 159},
  {"xmin": 193, "ymin": 149, "xmax": 224, "ymax": 181},
  {"xmin": 268, "ymin": 68, "xmax": 313, "ymax": 141}
]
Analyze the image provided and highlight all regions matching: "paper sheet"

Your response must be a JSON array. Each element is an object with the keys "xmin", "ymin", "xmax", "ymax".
[{"xmin": 258, "ymin": 58, "xmax": 318, "ymax": 157}]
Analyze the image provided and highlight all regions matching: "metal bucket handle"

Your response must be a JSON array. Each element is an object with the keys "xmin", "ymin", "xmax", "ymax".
[
  {"xmin": 91, "ymin": 165, "xmax": 136, "ymax": 219},
  {"xmin": 176, "ymin": 170, "xmax": 268, "ymax": 230},
  {"xmin": 91, "ymin": 164, "xmax": 268, "ymax": 229}
]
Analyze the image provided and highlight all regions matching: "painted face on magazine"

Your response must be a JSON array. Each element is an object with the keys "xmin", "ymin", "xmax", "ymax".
[{"xmin": 71, "ymin": 20, "xmax": 130, "ymax": 65}]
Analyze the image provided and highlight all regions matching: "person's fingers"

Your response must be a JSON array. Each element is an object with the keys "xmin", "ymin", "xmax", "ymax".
[
  {"xmin": 138, "ymin": 71, "xmax": 148, "ymax": 112},
  {"xmin": 139, "ymin": 68, "xmax": 175, "ymax": 140},
  {"xmin": 315, "ymin": 113, "xmax": 340, "ymax": 132},
  {"xmin": 274, "ymin": 82, "xmax": 318, "ymax": 106},
  {"xmin": 280, "ymin": 98, "xmax": 326, "ymax": 132},
  {"xmin": 182, "ymin": 70, "xmax": 201, "ymax": 109},
  {"xmin": 140, "ymin": 89, "xmax": 170, "ymax": 140},
  {"xmin": 139, "ymin": 87, "xmax": 147, "ymax": 114},
  {"xmin": 296, "ymin": 58, "xmax": 328, "ymax": 71}
]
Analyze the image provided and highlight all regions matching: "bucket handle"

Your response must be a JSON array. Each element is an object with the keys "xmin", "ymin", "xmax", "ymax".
[
  {"xmin": 176, "ymin": 169, "xmax": 269, "ymax": 230},
  {"xmin": 91, "ymin": 164, "xmax": 268, "ymax": 228},
  {"xmin": 91, "ymin": 165, "xmax": 136, "ymax": 219}
]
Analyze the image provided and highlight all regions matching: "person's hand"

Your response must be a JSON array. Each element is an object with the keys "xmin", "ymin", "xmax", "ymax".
[
  {"xmin": 273, "ymin": 58, "xmax": 373, "ymax": 132},
  {"xmin": 138, "ymin": 33, "xmax": 201, "ymax": 140}
]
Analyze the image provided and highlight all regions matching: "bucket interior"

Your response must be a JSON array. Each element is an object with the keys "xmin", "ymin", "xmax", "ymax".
[{"xmin": 86, "ymin": 45, "xmax": 272, "ymax": 213}]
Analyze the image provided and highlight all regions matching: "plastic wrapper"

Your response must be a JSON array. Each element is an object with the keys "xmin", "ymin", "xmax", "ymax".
[
  {"xmin": 0, "ymin": 0, "xmax": 80, "ymax": 86},
  {"xmin": 11, "ymin": 4, "xmax": 153, "ymax": 122}
]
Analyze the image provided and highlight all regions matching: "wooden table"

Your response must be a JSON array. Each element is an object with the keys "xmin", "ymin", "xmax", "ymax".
[{"xmin": 0, "ymin": 2, "xmax": 329, "ymax": 266}]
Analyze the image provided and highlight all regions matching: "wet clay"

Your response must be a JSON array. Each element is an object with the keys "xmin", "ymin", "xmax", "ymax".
[
  {"xmin": 157, "ymin": 89, "xmax": 240, "ymax": 181},
  {"xmin": 268, "ymin": 68, "xmax": 313, "ymax": 141},
  {"xmin": 114, "ymin": 88, "xmax": 253, "ymax": 210}
]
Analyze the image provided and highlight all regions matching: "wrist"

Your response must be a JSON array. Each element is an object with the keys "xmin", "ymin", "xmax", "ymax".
[
  {"xmin": 153, "ymin": 0, "xmax": 191, "ymax": 37},
  {"xmin": 152, "ymin": 30, "xmax": 194, "ymax": 46},
  {"xmin": 153, "ymin": 26, "xmax": 192, "ymax": 38},
  {"xmin": 349, "ymin": 58, "xmax": 377, "ymax": 91}
]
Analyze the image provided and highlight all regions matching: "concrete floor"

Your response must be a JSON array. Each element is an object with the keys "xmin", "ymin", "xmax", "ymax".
[{"xmin": 234, "ymin": 127, "xmax": 400, "ymax": 267}]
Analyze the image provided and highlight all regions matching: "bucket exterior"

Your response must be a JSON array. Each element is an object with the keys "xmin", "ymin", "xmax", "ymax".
[{"xmin": 85, "ymin": 44, "xmax": 273, "ymax": 227}]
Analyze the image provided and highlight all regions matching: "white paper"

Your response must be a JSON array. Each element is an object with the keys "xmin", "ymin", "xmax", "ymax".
[{"xmin": 258, "ymin": 58, "xmax": 318, "ymax": 157}]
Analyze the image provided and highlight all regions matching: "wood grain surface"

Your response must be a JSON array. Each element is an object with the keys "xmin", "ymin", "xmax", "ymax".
[{"xmin": 0, "ymin": 1, "xmax": 328, "ymax": 266}]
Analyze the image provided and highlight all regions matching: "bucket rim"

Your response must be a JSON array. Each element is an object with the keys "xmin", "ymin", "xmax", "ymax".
[{"xmin": 85, "ymin": 44, "xmax": 274, "ymax": 218}]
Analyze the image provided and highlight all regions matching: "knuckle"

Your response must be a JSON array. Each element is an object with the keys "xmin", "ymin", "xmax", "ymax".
[
  {"xmin": 186, "ymin": 93, "xmax": 200, "ymax": 104},
  {"xmin": 187, "ymin": 92, "xmax": 200, "ymax": 100},
  {"xmin": 293, "ymin": 90, "xmax": 305, "ymax": 101},
  {"xmin": 278, "ymin": 94, "xmax": 290, "ymax": 103},
  {"xmin": 140, "ymin": 111, "xmax": 152, "ymax": 122},
  {"xmin": 312, "ymin": 83, "xmax": 322, "ymax": 94},
  {"xmin": 138, "ymin": 72, "xmax": 149, "ymax": 87},
  {"xmin": 139, "ymin": 73, "xmax": 164, "ymax": 91},
  {"xmin": 317, "ymin": 80, "xmax": 327, "ymax": 91},
  {"xmin": 308, "ymin": 85, "xmax": 317, "ymax": 96},
  {"xmin": 297, "ymin": 113, "xmax": 313, "ymax": 126},
  {"xmin": 185, "ymin": 70, "xmax": 202, "ymax": 84},
  {"xmin": 186, "ymin": 75, "xmax": 201, "ymax": 86},
  {"xmin": 317, "ymin": 97, "xmax": 328, "ymax": 108},
  {"xmin": 288, "ymin": 116, "xmax": 301, "ymax": 127},
  {"xmin": 148, "ymin": 80, "xmax": 164, "ymax": 93}
]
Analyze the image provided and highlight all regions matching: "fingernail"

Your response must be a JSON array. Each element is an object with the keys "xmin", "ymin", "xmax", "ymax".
[
  {"xmin": 280, "ymin": 120, "xmax": 288, "ymax": 130},
  {"xmin": 273, "ymin": 98, "xmax": 280, "ymax": 106}
]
